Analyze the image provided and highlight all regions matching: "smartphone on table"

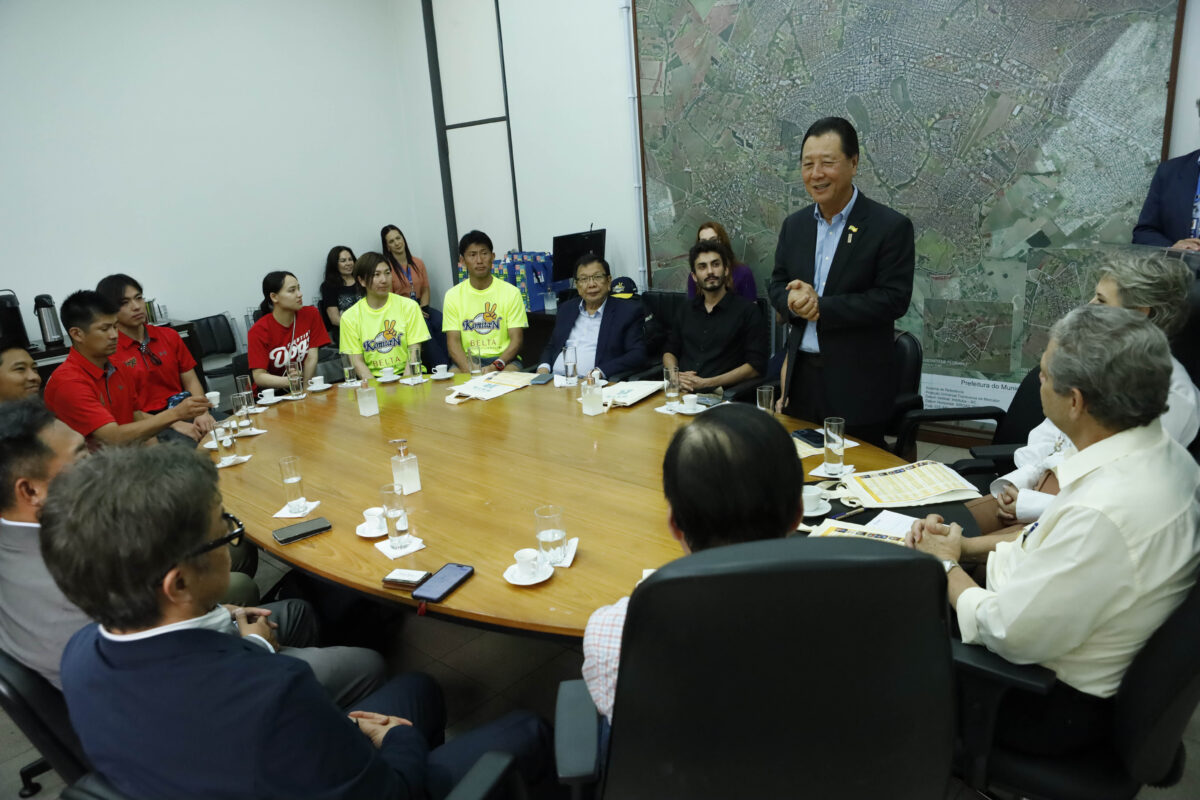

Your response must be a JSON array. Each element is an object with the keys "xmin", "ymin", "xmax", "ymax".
[
  {"xmin": 411, "ymin": 563, "xmax": 474, "ymax": 602},
  {"xmin": 791, "ymin": 428, "xmax": 825, "ymax": 448},
  {"xmin": 272, "ymin": 517, "xmax": 332, "ymax": 545}
]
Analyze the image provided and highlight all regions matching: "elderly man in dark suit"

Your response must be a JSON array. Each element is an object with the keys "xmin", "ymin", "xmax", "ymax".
[
  {"xmin": 536, "ymin": 254, "xmax": 646, "ymax": 380},
  {"xmin": 1133, "ymin": 98, "xmax": 1200, "ymax": 251},
  {"xmin": 769, "ymin": 116, "xmax": 915, "ymax": 444}
]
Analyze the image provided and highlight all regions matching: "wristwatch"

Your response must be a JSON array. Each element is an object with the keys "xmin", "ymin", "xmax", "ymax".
[
  {"xmin": 941, "ymin": 559, "xmax": 959, "ymax": 574},
  {"xmin": 491, "ymin": 358, "xmax": 506, "ymax": 371}
]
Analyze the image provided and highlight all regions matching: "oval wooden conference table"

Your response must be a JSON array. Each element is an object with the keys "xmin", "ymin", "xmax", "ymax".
[{"xmin": 216, "ymin": 377, "xmax": 906, "ymax": 639}]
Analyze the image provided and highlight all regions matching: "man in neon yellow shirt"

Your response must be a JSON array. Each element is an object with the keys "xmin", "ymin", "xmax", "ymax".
[
  {"xmin": 442, "ymin": 230, "xmax": 527, "ymax": 373},
  {"xmin": 340, "ymin": 253, "xmax": 431, "ymax": 381}
]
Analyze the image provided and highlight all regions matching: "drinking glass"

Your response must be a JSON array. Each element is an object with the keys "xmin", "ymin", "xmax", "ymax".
[
  {"xmin": 534, "ymin": 505, "xmax": 567, "ymax": 566},
  {"xmin": 211, "ymin": 423, "xmax": 238, "ymax": 463},
  {"xmin": 405, "ymin": 344, "xmax": 422, "ymax": 378},
  {"xmin": 663, "ymin": 366, "xmax": 681, "ymax": 407},
  {"xmin": 235, "ymin": 375, "xmax": 253, "ymax": 397},
  {"xmin": 467, "ymin": 344, "xmax": 483, "ymax": 375},
  {"xmin": 381, "ymin": 483, "xmax": 410, "ymax": 551},
  {"xmin": 563, "ymin": 345, "xmax": 578, "ymax": 386},
  {"xmin": 823, "ymin": 417, "xmax": 845, "ymax": 477},
  {"xmin": 340, "ymin": 353, "xmax": 355, "ymax": 384},
  {"xmin": 756, "ymin": 385, "xmax": 775, "ymax": 413},
  {"xmin": 279, "ymin": 456, "xmax": 305, "ymax": 513},
  {"xmin": 285, "ymin": 361, "xmax": 303, "ymax": 396}
]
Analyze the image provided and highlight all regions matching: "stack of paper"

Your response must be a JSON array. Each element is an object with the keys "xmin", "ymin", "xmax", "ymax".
[
  {"xmin": 448, "ymin": 375, "xmax": 524, "ymax": 402},
  {"xmin": 600, "ymin": 380, "xmax": 662, "ymax": 407},
  {"xmin": 840, "ymin": 460, "xmax": 981, "ymax": 508}
]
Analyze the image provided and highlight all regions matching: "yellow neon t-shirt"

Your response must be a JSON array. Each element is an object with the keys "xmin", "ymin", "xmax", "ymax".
[
  {"xmin": 442, "ymin": 277, "xmax": 528, "ymax": 359},
  {"xmin": 339, "ymin": 294, "xmax": 431, "ymax": 376}
]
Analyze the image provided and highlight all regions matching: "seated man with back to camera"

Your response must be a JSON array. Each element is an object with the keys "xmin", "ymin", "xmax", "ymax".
[
  {"xmin": 442, "ymin": 230, "xmax": 527, "ymax": 374},
  {"xmin": 95, "ymin": 273, "xmax": 217, "ymax": 443},
  {"xmin": 0, "ymin": 337, "xmax": 41, "ymax": 402},
  {"xmin": 0, "ymin": 399, "xmax": 384, "ymax": 705},
  {"xmin": 908, "ymin": 304, "xmax": 1200, "ymax": 757},
  {"xmin": 582, "ymin": 403, "xmax": 803, "ymax": 723},
  {"xmin": 969, "ymin": 252, "xmax": 1200, "ymax": 533},
  {"xmin": 42, "ymin": 290, "xmax": 210, "ymax": 448},
  {"xmin": 340, "ymin": 252, "xmax": 432, "ymax": 382},
  {"xmin": 662, "ymin": 240, "xmax": 767, "ymax": 394},
  {"xmin": 535, "ymin": 253, "xmax": 646, "ymax": 379},
  {"xmin": 41, "ymin": 444, "xmax": 551, "ymax": 800}
]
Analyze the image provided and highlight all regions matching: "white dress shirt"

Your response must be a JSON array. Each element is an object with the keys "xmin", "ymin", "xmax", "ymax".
[
  {"xmin": 100, "ymin": 604, "xmax": 274, "ymax": 652},
  {"xmin": 959, "ymin": 419, "xmax": 1200, "ymax": 697},
  {"xmin": 539, "ymin": 300, "xmax": 606, "ymax": 377},
  {"xmin": 991, "ymin": 356, "xmax": 1200, "ymax": 522}
]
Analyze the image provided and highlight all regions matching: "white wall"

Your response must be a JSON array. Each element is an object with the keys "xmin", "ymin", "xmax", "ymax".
[
  {"xmin": 1169, "ymin": 0, "xmax": 1200, "ymax": 157},
  {"xmin": 0, "ymin": 0, "xmax": 422, "ymax": 342},
  {"xmin": 500, "ymin": 0, "xmax": 646, "ymax": 284}
]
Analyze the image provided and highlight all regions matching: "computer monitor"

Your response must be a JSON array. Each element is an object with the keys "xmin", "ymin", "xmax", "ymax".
[{"xmin": 552, "ymin": 229, "xmax": 606, "ymax": 284}]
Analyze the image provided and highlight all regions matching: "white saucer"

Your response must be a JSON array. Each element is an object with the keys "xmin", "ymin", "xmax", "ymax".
[
  {"xmin": 257, "ymin": 395, "xmax": 284, "ymax": 405},
  {"xmin": 281, "ymin": 392, "xmax": 307, "ymax": 401},
  {"xmin": 503, "ymin": 563, "xmax": 554, "ymax": 586},
  {"xmin": 376, "ymin": 374, "xmax": 401, "ymax": 384},
  {"xmin": 355, "ymin": 522, "xmax": 388, "ymax": 539},
  {"xmin": 341, "ymin": 380, "xmax": 363, "ymax": 389},
  {"xmin": 674, "ymin": 404, "xmax": 707, "ymax": 416},
  {"xmin": 803, "ymin": 500, "xmax": 832, "ymax": 517},
  {"xmin": 307, "ymin": 384, "xmax": 332, "ymax": 392},
  {"xmin": 430, "ymin": 372, "xmax": 453, "ymax": 381}
]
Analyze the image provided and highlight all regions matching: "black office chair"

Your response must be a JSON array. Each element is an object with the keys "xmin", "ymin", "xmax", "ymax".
[
  {"xmin": 0, "ymin": 649, "xmax": 89, "ymax": 797},
  {"xmin": 188, "ymin": 313, "xmax": 238, "ymax": 378},
  {"xmin": 895, "ymin": 363, "xmax": 1044, "ymax": 480},
  {"xmin": 954, "ymin": 575, "xmax": 1200, "ymax": 799},
  {"xmin": 554, "ymin": 536, "xmax": 954, "ymax": 799},
  {"xmin": 887, "ymin": 329, "xmax": 925, "ymax": 459}
]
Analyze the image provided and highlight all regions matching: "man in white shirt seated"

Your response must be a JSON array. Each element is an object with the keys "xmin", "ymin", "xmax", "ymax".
[
  {"xmin": 909, "ymin": 304, "xmax": 1200, "ymax": 756},
  {"xmin": 970, "ymin": 252, "xmax": 1200, "ymax": 532}
]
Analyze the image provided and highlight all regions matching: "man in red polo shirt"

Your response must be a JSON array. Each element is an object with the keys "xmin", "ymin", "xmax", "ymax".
[
  {"xmin": 43, "ymin": 291, "xmax": 209, "ymax": 447},
  {"xmin": 97, "ymin": 274, "xmax": 216, "ymax": 442}
]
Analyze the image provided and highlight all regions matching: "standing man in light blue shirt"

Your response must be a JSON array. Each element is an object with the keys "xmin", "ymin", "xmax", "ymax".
[{"xmin": 769, "ymin": 116, "xmax": 915, "ymax": 445}]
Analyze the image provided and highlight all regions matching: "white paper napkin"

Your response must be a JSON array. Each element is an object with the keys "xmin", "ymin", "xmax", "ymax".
[
  {"xmin": 808, "ymin": 463, "xmax": 856, "ymax": 479},
  {"xmin": 273, "ymin": 499, "xmax": 321, "ymax": 518},
  {"xmin": 374, "ymin": 537, "xmax": 426, "ymax": 560},
  {"xmin": 399, "ymin": 376, "xmax": 427, "ymax": 386},
  {"xmin": 342, "ymin": 380, "xmax": 363, "ymax": 389},
  {"xmin": 553, "ymin": 537, "xmax": 580, "ymax": 568},
  {"xmin": 234, "ymin": 427, "xmax": 267, "ymax": 438},
  {"xmin": 247, "ymin": 406, "xmax": 268, "ymax": 414},
  {"xmin": 216, "ymin": 455, "xmax": 252, "ymax": 469},
  {"xmin": 281, "ymin": 393, "xmax": 307, "ymax": 401}
]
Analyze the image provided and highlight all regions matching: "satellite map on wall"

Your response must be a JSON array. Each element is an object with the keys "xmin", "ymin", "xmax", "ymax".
[{"xmin": 637, "ymin": 0, "xmax": 1179, "ymax": 402}]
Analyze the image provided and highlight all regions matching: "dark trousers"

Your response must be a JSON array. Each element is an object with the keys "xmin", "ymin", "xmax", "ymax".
[
  {"xmin": 360, "ymin": 673, "xmax": 552, "ymax": 799},
  {"xmin": 421, "ymin": 306, "xmax": 451, "ymax": 369},
  {"xmin": 993, "ymin": 680, "xmax": 1114, "ymax": 756},
  {"xmin": 784, "ymin": 353, "xmax": 886, "ymax": 447}
]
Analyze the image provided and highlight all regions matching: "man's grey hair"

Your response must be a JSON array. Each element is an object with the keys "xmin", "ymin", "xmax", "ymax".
[
  {"xmin": 1046, "ymin": 305, "xmax": 1171, "ymax": 432},
  {"xmin": 1098, "ymin": 251, "xmax": 1193, "ymax": 337}
]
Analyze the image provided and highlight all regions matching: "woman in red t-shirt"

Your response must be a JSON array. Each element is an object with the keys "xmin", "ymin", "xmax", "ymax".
[{"xmin": 246, "ymin": 271, "xmax": 331, "ymax": 390}]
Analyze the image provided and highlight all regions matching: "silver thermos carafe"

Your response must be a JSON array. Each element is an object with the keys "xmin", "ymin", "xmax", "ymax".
[{"xmin": 34, "ymin": 294, "xmax": 64, "ymax": 346}]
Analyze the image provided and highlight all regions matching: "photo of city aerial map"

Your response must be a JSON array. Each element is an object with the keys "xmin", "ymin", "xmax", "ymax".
[{"xmin": 636, "ymin": 0, "xmax": 1180, "ymax": 403}]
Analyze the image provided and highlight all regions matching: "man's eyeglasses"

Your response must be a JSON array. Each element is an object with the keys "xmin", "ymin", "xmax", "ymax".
[
  {"xmin": 180, "ymin": 512, "xmax": 245, "ymax": 560},
  {"xmin": 138, "ymin": 338, "xmax": 162, "ymax": 366},
  {"xmin": 576, "ymin": 274, "xmax": 609, "ymax": 286}
]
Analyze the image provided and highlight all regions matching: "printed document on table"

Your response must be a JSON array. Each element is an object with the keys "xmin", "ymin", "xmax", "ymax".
[
  {"xmin": 451, "ymin": 376, "xmax": 521, "ymax": 401},
  {"xmin": 486, "ymin": 371, "xmax": 536, "ymax": 388},
  {"xmin": 602, "ymin": 381, "xmax": 662, "ymax": 407},
  {"xmin": 809, "ymin": 519, "xmax": 907, "ymax": 546},
  {"xmin": 842, "ymin": 460, "xmax": 981, "ymax": 508}
]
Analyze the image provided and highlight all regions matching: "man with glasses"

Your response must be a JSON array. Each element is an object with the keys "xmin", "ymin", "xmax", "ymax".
[
  {"xmin": 535, "ymin": 254, "xmax": 646, "ymax": 379},
  {"xmin": 442, "ymin": 230, "xmax": 527, "ymax": 374},
  {"xmin": 96, "ymin": 274, "xmax": 216, "ymax": 443},
  {"xmin": 769, "ymin": 116, "xmax": 914, "ymax": 445},
  {"xmin": 43, "ymin": 444, "xmax": 551, "ymax": 800},
  {"xmin": 0, "ymin": 398, "xmax": 384, "ymax": 705},
  {"xmin": 1133, "ymin": 98, "xmax": 1200, "ymax": 251}
]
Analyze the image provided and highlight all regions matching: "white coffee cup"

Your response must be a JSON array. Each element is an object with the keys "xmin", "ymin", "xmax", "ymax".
[
  {"xmin": 802, "ymin": 485, "xmax": 825, "ymax": 510},
  {"xmin": 309, "ymin": 375, "xmax": 327, "ymax": 388},
  {"xmin": 205, "ymin": 390, "xmax": 220, "ymax": 407},
  {"xmin": 259, "ymin": 388, "xmax": 275, "ymax": 401},
  {"xmin": 682, "ymin": 393, "xmax": 699, "ymax": 411},
  {"xmin": 363, "ymin": 507, "xmax": 385, "ymax": 534},
  {"xmin": 514, "ymin": 548, "xmax": 539, "ymax": 579},
  {"xmin": 432, "ymin": 364, "xmax": 449, "ymax": 376},
  {"xmin": 380, "ymin": 366, "xmax": 396, "ymax": 379}
]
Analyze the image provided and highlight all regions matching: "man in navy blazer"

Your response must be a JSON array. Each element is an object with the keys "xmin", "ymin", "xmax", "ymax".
[
  {"xmin": 43, "ymin": 445, "xmax": 550, "ymax": 800},
  {"xmin": 536, "ymin": 254, "xmax": 646, "ymax": 379},
  {"xmin": 1133, "ymin": 116, "xmax": 1200, "ymax": 251},
  {"xmin": 769, "ymin": 117, "xmax": 914, "ymax": 444}
]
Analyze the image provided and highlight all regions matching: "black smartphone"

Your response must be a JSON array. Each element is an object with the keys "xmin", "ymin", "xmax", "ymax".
[
  {"xmin": 272, "ymin": 517, "xmax": 332, "ymax": 545},
  {"xmin": 411, "ymin": 563, "xmax": 474, "ymax": 603},
  {"xmin": 792, "ymin": 428, "xmax": 825, "ymax": 448},
  {"xmin": 530, "ymin": 372, "xmax": 554, "ymax": 385}
]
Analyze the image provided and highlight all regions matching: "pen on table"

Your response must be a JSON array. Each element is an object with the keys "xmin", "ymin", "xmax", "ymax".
[{"xmin": 830, "ymin": 508, "xmax": 865, "ymax": 521}]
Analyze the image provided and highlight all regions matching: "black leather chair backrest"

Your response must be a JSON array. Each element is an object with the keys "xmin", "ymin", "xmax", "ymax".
[
  {"xmin": 893, "ymin": 330, "xmax": 923, "ymax": 399},
  {"xmin": 992, "ymin": 365, "xmax": 1044, "ymax": 446},
  {"xmin": 640, "ymin": 290, "xmax": 688, "ymax": 361},
  {"xmin": 604, "ymin": 536, "xmax": 953, "ymax": 799},
  {"xmin": 231, "ymin": 353, "xmax": 249, "ymax": 381},
  {"xmin": 1113, "ymin": 576, "xmax": 1200, "ymax": 783},
  {"xmin": 189, "ymin": 314, "xmax": 236, "ymax": 357},
  {"xmin": 0, "ymin": 648, "xmax": 89, "ymax": 785}
]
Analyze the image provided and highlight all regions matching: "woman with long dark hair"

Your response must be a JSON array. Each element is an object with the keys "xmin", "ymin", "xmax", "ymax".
[
  {"xmin": 246, "ymin": 271, "xmax": 331, "ymax": 389},
  {"xmin": 381, "ymin": 225, "xmax": 449, "ymax": 367},
  {"xmin": 319, "ymin": 245, "xmax": 360, "ymax": 344}
]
